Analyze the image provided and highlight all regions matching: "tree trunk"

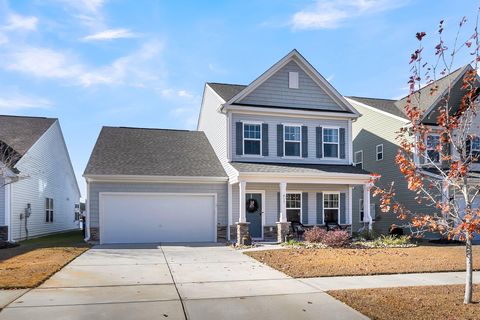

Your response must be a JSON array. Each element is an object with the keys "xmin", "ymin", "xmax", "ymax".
[{"xmin": 464, "ymin": 235, "xmax": 473, "ymax": 304}]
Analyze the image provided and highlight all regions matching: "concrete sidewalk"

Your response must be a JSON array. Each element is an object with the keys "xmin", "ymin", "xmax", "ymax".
[
  {"xmin": 301, "ymin": 271, "xmax": 480, "ymax": 291},
  {"xmin": 0, "ymin": 244, "xmax": 367, "ymax": 320}
]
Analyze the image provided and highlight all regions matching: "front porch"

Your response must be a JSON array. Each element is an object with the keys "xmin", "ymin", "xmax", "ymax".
[{"xmin": 228, "ymin": 181, "xmax": 373, "ymax": 244}]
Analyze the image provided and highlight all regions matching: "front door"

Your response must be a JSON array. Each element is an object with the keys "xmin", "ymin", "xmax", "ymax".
[{"xmin": 246, "ymin": 193, "xmax": 263, "ymax": 239}]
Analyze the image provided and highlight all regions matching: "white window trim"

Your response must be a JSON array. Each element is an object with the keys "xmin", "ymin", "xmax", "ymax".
[
  {"xmin": 376, "ymin": 144, "xmax": 384, "ymax": 161},
  {"xmin": 322, "ymin": 126, "xmax": 340, "ymax": 159},
  {"xmin": 286, "ymin": 191, "xmax": 302, "ymax": 223},
  {"xmin": 288, "ymin": 71, "xmax": 299, "ymax": 89},
  {"xmin": 323, "ymin": 191, "xmax": 340, "ymax": 224},
  {"xmin": 283, "ymin": 124, "xmax": 302, "ymax": 158},
  {"xmin": 425, "ymin": 133, "xmax": 441, "ymax": 165},
  {"xmin": 354, "ymin": 150, "xmax": 363, "ymax": 169},
  {"xmin": 359, "ymin": 198, "xmax": 365, "ymax": 223},
  {"xmin": 242, "ymin": 122, "xmax": 263, "ymax": 157}
]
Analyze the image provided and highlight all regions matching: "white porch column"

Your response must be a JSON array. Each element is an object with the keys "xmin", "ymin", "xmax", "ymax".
[
  {"xmin": 279, "ymin": 181, "xmax": 287, "ymax": 222},
  {"xmin": 363, "ymin": 183, "xmax": 372, "ymax": 230},
  {"xmin": 238, "ymin": 181, "xmax": 247, "ymax": 223}
]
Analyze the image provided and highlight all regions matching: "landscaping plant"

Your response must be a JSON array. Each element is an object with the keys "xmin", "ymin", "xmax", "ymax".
[
  {"xmin": 371, "ymin": 10, "xmax": 480, "ymax": 304},
  {"xmin": 304, "ymin": 227, "xmax": 350, "ymax": 247},
  {"xmin": 303, "ymin": 226, "xmax": 327, "ymax": 243}
]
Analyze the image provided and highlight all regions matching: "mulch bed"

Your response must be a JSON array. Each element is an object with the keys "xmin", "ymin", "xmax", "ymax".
[
  {"xmin": 245, "ymin": 246, "xmax": 480, "ymax": 278},
  {"xmin": 329, "ymin": 284, "xmax": 480, "ymax": 320}
]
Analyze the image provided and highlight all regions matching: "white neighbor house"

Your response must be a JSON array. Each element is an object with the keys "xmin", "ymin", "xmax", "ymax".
[{"xmin": 0, "ymin": 115, "xmax": 81, "ymax": 242}]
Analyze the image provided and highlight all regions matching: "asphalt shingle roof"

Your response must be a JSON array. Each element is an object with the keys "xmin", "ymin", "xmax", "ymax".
[
  {"xmin": 347, "ymin": 96, "xmax": 405, "ymax": 118},
  {"xmin": 207, "ymin": 83, "xmax": 247, "ymax": 102},
  {"xmin": 0, "ymin": 115, "xmax": 56, "ymax": 156},
  {"xmin": 230, "ymin": 161, "xmax": 370, "ymax": 175},
  {"xmin": 84, "ymin": 127, "xmax": 227, "ymax": 177}
]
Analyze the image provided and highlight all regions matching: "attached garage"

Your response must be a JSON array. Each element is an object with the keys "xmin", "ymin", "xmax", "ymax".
[
  {"xmin": 100, "ymin": 193, "xmax": 217, "ymax": 244},
  {"xmin": 84, "ymin": 127, "xmax": 228, "ymax": 244}
]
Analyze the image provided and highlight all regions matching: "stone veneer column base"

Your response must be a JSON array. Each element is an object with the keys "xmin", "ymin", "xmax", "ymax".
[
  {"xmin": 236, "ymin": 222, "xmax": 250, "ymax": 245},
  {"xmin": 89, "ymin": 227, "xmax": 99, "ymax": 242},
  {"xmin": 276, "ymin": 222, "xmax": 291, "ymax": 243},
  {"xmin": 216, "ymin": 225, "xmax": 227, "ymax": 242},
  {"xmin": 0, "ymin": 226, "xmax": 8, "ymax": 243}
]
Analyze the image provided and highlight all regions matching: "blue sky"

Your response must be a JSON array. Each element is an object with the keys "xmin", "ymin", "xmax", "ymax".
[{"xmin": 0, "ymin": 0, "xmax": 477, "ymax": 199}]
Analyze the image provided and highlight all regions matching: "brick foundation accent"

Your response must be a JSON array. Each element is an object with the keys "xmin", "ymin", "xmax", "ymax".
[
  {"xmin": 276, "ymin": 222, "xmax": 291, "ymax": 243},
  {"xmin": 236, "ymin": 222, "xmax": 250, "ymax": 245},
  {"xmin": 0, "ymin": 226, "xmax": 8, "ymax": 242},
  {"xmin": 89, "ymin": 227, "xmax": 99, "ymax": 242},
  {"xmin": 217, "ymin": 225, "xmax": 227, "ymax": 242}
]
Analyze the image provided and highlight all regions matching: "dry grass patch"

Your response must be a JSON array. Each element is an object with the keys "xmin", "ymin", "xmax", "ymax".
[
  {"xmin": 245, "ymin": 246, "xmax": 480, "ymax": 278},
  {"xmin": 0, "ymin": 231, "xmax": 90, "ymax": 288},
  {"xmin": 329, "ymin": 284, "xmax": 480, "ymax": 320}
]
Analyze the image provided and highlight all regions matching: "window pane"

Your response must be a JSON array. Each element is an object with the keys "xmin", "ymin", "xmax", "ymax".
[
  {"xmin": 323, "ymin": 128, "xmax": 338, "ymax": 143},
  {"xmin": 244, "ymin": 124, "xmax": 260, "ymax": 139},
  {"xmin": 324, "ymin": 144, "xmax": 338, "ymax": 157},
  {"xmin": 324, "ymin": 194, "xmax": 339, "ymax": 208},
  {"xmin": 244, "ymin": 140, "xmax": 260, "ymax": 155},
  {"xmin": 324, "ymin": 209, "xmax": 338, "ymax": 223},
  {"xmin": 287, "ymin": 209, "xmax": 301, "ymax": 222},
  {"xmin": 285, "ymin": 141, "xmax": 300, "ymax": 156},
  {"xmin": 286, "ymin": 194, "xmax": 301, "ymax": 209},
  {"xmin": 427, "ymin": 135, "xmax": 440, "ymax": 148},
  {"xmin": 473, "ymin": 137, "xmax": 480, "ymax": 151},
  {"xmin": 285, "ymin": 126, "xmax": 300, "ymax": 141},
  {"xmin": 427, "ymin": 150, "xmax": 440, "ymax": 163}
]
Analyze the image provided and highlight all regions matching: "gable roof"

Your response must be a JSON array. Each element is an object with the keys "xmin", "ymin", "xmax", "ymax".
[
  {"xmin": 217, "ymin": 49, "xmax": 360, "ymax": 116},
  {"xmin": 0, "ymin": 115, "xmax": 56, "ymax": 158},
  {"xmin": 348, "ymin": 65, "xmax": 471, "ymax": 121},
  {"xmin": 84, "ymin": 127, "xmax": 227, "ymax": 177},
  {"xmin": 207, "ymin": 83, "xmax": 246, "ymax": 102}
]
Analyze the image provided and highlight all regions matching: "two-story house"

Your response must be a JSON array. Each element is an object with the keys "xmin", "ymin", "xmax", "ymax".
[
  {"xmin": 349, "ymin": 64, "xmax": 477, "ymax": 235},
  {"xmin": 1, "ymin": 115, "xmax": 81, "ymax": 242},
  {"xmin": 84, "ymin": 50, "xmax": 373, "ymax": 244}
]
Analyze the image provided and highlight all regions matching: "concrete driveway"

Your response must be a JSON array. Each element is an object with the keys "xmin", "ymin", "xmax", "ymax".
[{"xmin": 0, "ymin": 244, "xmax": 366, "ymax": 320}]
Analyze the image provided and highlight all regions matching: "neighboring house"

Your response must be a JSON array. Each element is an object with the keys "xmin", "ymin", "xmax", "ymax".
[
  {"xmin": 83, "ymin": 128, "xmax": 228, "ymax": 244},
  {"xmin": 84, "ymin": 49, "xmax": 373, "ymax": 244},
  {"xmin": 0, "ymin": 115, "xmax": 81, "ymax": 242},
  {"xmin": 199, "ymin": 49, "xmax": 372, "ymax": 243},
  {"xmin": 348, "ymin": 65, "xmax": 474, "ymax": 235}
]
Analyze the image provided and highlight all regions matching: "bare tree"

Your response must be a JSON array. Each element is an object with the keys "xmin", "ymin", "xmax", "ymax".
[
  {"xmin": 0, "ymin": 140, "xmax": 22, "ymax": 188},
  {"xmin": 372, "ymin": 12, "xmax": 480, "ymax": 304}
]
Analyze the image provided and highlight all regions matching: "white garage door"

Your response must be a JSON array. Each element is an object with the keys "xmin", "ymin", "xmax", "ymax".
[{"xmin": 100, "ymin": 193, "xmax": 216, "ymax": 244}]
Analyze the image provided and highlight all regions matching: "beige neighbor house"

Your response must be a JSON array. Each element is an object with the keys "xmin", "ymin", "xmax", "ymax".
[{"xmin": 84, "ymin": 49, "xmax": 374, "ymax": 244}]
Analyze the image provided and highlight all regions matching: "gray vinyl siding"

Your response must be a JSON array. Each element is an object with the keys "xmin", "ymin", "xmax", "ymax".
[
  {"xmin": 231, "ymin": 183, "xmax": 350, "ymax": 227},
  {"xmin": 239, "ymin": 60, "xmax": 344, "ymax": 112},
  {"xmin": 231, "ymin": 113, "xmax": 350, "ymax": 165},
  {"xmin": 198, "ymin": 85, "xmax": 238, "ymax": 178},
  {"xmin": 88, "ymin": 182, "xmax": 228, "ymax": 228},
  {"xmin": 350, "ymin": 100, "xmax": 435, "ymax": 234},
  {"xmin": 10, "ymin": 122, "xmax": 80, "ymax": 241},
  {"xmin": 0, "ymin": 178, "xmax": 5, "ymax": 225}
]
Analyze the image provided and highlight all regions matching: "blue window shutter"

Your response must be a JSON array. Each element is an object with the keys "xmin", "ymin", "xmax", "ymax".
[
  {"xmin": 339, "ymin": 128, "xmax": 346, "ymax": 159},
  {"xmin": 262, "ymin": 123, "xmax": 269, "ymax": 156},
  {"xmin": 277, "ymin": 124, "xmax": 284, "ymax": 157},
  {"xmin": 302, "ymin": 126, "xmax": 308, "ymax": 158},
  {"xmin": 316, "ymin": 192, "xmax": 323, "ymax": 225},
  {"xmin": 236, "ymin": 122, "xmax": 243, "ymax": 155},
  {"xmin": 302, "ymin": 192, "xmax": 308, "ymax": 224},
  {"xmin": 316, "ymin": 127, "xmax": 323, "ymax": 158},
  {"xmin": 277, "ymin": 192, "xmax": 280, "ymax": 221},
  {"xmin": 340, "ymin": 192, "xmax": 347, "ymax": 224}
]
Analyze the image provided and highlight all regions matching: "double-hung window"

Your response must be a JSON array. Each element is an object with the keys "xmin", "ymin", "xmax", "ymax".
[
  {"xmin": 323, "ymin": 128, "xmax": 339, "ymax": 158},
  {"xmin": 243, "ymin": 123, "xmax": 261, "ymax": 155},
  {"xmin": 471, "ymin": 137, "xmax": 480, "ymax": 162},
  {"xmin": 284, "ymin": 125, "xmax": 301, "ymax": 157},
  {"xmin": 376, "ymin": 144, "xmax": 384, "ymax": 161},
  {"xmin": 286, "ymin": 193, "xmax": 301, "ymax": 223},
  {"xmin": 323, "ymin": 193, "xmax": 339, "ymax": 223},
  {"xmin": 354, "ymin": 150, "xmax": 363, "ymax": 168},
  {"xmin": 359, "ymin": 199, "xmax": 365, "ymax": 222},
  {"xmin": 426, "ymin": 134, "xmax": 440, "ymax": 164},
  {"xmin": 45, "ymin": 198, "xmax": 54, "ymax": 223}
]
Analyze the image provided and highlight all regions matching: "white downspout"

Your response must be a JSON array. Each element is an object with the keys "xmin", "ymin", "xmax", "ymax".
[
  {"xmin": 227, "ymin": 183, "xmax": 232, "ymax": 241},
  {"xmin": 5, "ymin": 179, "xmax": 12, "ymax": 242},
  {"xmin": 85, "ymin": 180, "xmax": 90, "ymax": 241}
]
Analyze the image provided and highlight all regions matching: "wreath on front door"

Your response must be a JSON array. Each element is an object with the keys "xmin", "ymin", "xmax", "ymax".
[{"xmin": 246, "ymin": 198, "xmax": 259, "ymax": 213}]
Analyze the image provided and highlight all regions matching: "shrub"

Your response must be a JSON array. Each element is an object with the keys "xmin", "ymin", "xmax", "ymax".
[
  {"xmin": 354, "ymin": 229, "xmax": 379, "ymax": 241},
  {"xmin": 304, "ymin": 227, "xmax": 327, "ymax": 243},
  {"xmin": 321, "ymin": 230, "xmax": 351, "ymax": 247},
  {"xmin": 285, "ymin": 239, "xmax": 304, "ymax": 247},
  {"xmin": 372, "ymin": 235, "xmax": 410, "ymax": 247}
]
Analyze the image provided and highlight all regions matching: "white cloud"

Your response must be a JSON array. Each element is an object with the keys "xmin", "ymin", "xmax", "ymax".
[
  {"xmin": 4, "ymin": 13, "xmax": 38, "ymax": 31},
  {"xmin": 291, "ymin": 0, "xmax": 407, "ymax": 30},
  {"xmin": 82, "ymin": 28, "xmax": 139, "ymax": 41},
  {"xmin": 0, "ymin": 94, "xmax": 51, "ymax": 111}
]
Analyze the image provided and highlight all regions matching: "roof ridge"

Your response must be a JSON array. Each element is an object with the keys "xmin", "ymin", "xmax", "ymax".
[
  {"xmin": 347, "ymin": 96, "xmax": 396, "ymax": 101},
  {"xmin": 207, "ymin": 82, "xmax": 246, "ymax": 86},
  {"xmin": 0, "ymin": 114, "xmax": 57, "ymax": 120},
  {"xmin": 105, "ymin": 126, "xmax": 195, "ymax": 133}
]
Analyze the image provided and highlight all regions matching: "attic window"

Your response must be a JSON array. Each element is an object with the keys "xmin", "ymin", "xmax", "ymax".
[{"xmin": 289, "ymin": 72, "xmax": 299, "ymax": 89}]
